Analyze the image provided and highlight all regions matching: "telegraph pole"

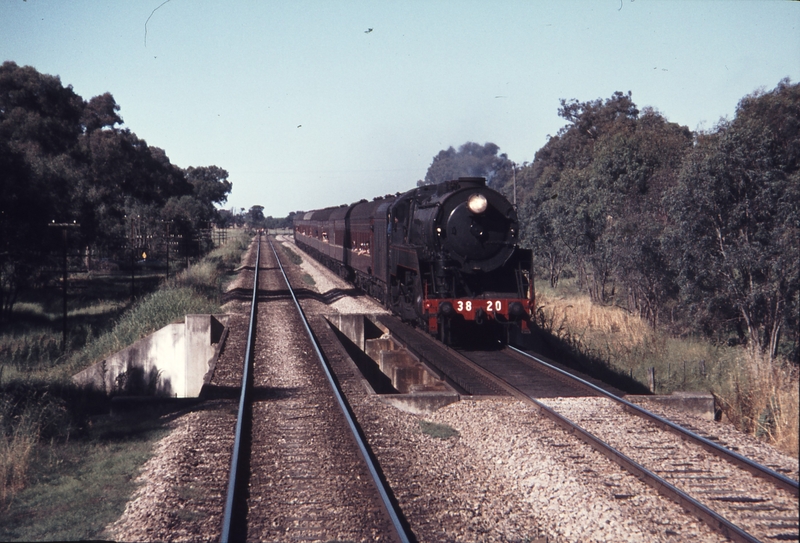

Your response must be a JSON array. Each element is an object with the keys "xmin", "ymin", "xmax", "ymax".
[
  {"xmin": 512, "ymin": 161, "xmax": 517, "ymax": 208},
  {"xmin": 49, "ymin": 220, "xmax": 79, "ymax": 351}
]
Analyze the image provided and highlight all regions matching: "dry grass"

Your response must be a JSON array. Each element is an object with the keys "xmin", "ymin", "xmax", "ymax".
[
  {"xmin": 536, "ymin": 291, "xmax": 653, "ymax": 350},
  {"xmin": 0, "ymin": 404, "xmax": 40, "ymax": 503},
  {"xmin": 716, "ymin": 349, "xmax": 799, "ymax": 456}
]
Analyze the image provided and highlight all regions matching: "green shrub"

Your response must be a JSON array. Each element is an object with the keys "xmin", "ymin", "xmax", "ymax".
[
  {"xmin": 280, "ymin": 244, "xmax": 303, "ymax": 266},
  {"xmin": 419, "ymin": 420, "xmax": 460, "ymax": 440}
]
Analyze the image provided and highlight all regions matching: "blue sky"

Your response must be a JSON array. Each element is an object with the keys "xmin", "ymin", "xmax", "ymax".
[{"xmin": 2, "ymin": 0, "xmax": 798, "ymax": 217}]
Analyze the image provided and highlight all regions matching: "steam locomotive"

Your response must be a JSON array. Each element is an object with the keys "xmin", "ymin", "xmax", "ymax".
[{"xmin": 293, "ymin": 177, "xmax": 534, "ymax": 344}]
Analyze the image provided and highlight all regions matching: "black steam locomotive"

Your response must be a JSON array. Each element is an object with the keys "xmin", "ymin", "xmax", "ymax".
[{"xmin": 293, "ymin": 177, "xmax": 534, "ymax": 343}]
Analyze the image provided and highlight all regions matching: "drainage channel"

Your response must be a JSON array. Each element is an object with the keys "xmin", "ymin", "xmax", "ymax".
[{"xmin": 325, "ymin": 313, "xmax": 462, "ymax": 413}]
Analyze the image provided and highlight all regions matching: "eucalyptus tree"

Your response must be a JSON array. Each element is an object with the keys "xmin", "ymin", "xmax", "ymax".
[
  {"xmin": 670, "ymin": 79, "xmax": 799, "ymax": 359},
  {"xmin": 519, "ymin": 91, "xmax": 693, "ymax": 327}
]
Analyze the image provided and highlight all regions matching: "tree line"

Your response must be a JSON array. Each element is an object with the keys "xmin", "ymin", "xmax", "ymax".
[
  {"xmin": 421, "ymin": 81, "xmax": 799, "ymax": 363},
  {"xmin": 216, "ymin": 205, "xmax": 299, "ymax": 231},
  {"xmin": 0, "ymin": 61, "xmax": 233, "ymax": 320}
]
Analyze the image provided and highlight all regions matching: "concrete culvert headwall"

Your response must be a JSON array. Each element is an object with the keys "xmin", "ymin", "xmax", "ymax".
[
  {"xmin": 73, "ymin": 314, "xmax": 229, "ymax": 398},
  {"xmin": 326, "ymin": 314, "xmax": 459, "ymax": 414}
]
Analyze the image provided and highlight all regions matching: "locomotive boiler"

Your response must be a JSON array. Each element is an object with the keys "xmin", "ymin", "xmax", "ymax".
[{"xmin": 293, "ymin": 177, "xmax": 534, "ymax": 344}]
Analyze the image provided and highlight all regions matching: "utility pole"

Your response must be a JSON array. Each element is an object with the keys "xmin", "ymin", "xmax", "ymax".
[
  {"xmin": 512, "ymin": 161, "xmax": 517, "ymax": 208},
  {"xmin": 48, "ymin": 220, "xmax": 79, "ymax": 351},
  {"xmin": 165, "ymin": 221, "xmax": 170, "ymax": 280}
]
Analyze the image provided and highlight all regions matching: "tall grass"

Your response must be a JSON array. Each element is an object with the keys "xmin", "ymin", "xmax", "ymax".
[
  {"xmin": 716, "ymin": 349, "xmax": 799, "ymax": 456},
  {"xmin": 0, "ymin": 400, "xmax": 40, "ymax": 503},
  {"xmin": 535, "ymin": 289, "xmax": 799, "ymax": 456}
]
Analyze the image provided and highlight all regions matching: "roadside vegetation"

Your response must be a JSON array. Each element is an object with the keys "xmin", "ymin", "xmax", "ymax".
[
  {"xmin": 420, "ymin": 81, "xmax": 798, "ymax": 456},
  {"xmin": 0, "ymin": 230, "xmax": 250, "ymax": 539}
]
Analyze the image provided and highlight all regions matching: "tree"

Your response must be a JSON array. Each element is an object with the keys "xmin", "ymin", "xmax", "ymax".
[
  {"xmin": 519, "ymin": 92, "xmax": 692, "ymax": 320},
  {"xmin": 1, "ymin": 62, "xmax": 234, "ymax": 312},
  {"xmin": 670, "ymin": 79, "xmax": 800, "ymax": 359},
  {"xmin": 586, "ymin": 108, "xmax": 691, "ymax": 322},
  {"xmin": 0, "ymin": 62, "xmax": 84, "ymax": 319},
  {"xmin": 0, "ymin": 140, "xmax": 45, "ymax": 320},
  {"xmin": 77, "ymin": 128, "xmax": 191, "ymax": 254},
  {"xmin": 185, "ymin": 166, "xmax": 232, "ymax": 208},
  {"xmin": 0, "ymin": 61, "xmax": 84, "ymax": 158},
  {"xmin": 245, "ymin": 206, "xmax": 265, "ymax": 229},
  {"xmin": 81, "ymin": 92, "xmax": 122, "ymax": 133}
]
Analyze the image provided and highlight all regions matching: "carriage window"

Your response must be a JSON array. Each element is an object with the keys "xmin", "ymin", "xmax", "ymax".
[
  {"xmin": 322, "ymin": 231, "xmax": 329, "ymax": 242},
  {"xmin": 351, "ymin": 234, "xmax": 371, "ymax": 255}
]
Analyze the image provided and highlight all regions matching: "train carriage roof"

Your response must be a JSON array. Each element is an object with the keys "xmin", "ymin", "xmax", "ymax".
[
  {"xmin": 350, "ymin": 198, "xmax": 392, "ymax": 221},
  {"xmin": 308, "ymin": 207, "xmax": 339, "ymax": 221},
  {"xmin": 296, "ymin": 195, "xmax": 397, "ymax": 225},
  {"xmin": 329, "ymin": 205, "xmax": 351, "ymax": 221}
]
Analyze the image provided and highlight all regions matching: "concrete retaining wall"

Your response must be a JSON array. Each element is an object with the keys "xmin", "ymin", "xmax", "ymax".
[{"xmin": 73, "ymin": 314, "xmax": 229, "ymax": 398}]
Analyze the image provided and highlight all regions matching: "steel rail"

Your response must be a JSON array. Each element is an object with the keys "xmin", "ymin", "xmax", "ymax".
[
  {"xmin": 442, "ymin": 345, "xmax": 763, "ymax": 543},
  {"xmin": 268, "ymin": 237, "xmax": 413, "ymax": 543},
  {"xmin": 525, "ymin": 392, "xmax": 762, "ymax": 543},
  {"xmin": 508, "ymin": 345, "xmax": 799, "ymax": 496},
  {"xmin": 220, "ymin": 232, "xmax": 261, "ymax": 543}
]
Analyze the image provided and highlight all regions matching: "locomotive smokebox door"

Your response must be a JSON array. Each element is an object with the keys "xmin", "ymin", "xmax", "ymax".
[{"xmin": 439, "ymin": 187, "xmax": 518, "ymax": 273}]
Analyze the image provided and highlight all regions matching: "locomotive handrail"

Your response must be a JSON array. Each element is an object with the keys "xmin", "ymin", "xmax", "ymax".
[{"xmin": 220, "ymin": 232, "xmax": 261, "ymax": 543}]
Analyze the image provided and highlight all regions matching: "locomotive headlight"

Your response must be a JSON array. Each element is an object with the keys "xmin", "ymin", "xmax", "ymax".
[{"xmin": 467, "ymin": 193, "xmax": 488, "ymax": 214}]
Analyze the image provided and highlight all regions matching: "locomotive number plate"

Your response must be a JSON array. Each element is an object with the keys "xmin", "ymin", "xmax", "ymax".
[{"xmin": 456, "ymin": 300, "xmax": 502, "ymax": 312}]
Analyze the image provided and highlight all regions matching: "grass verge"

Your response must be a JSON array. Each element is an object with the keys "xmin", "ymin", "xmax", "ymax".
[
  {"xmin": 0, "ymin": 229, "xmax": 252, "ymax": 537},
  {"xmin": 0, "ymin": 415, "xmax": 169, "ymax": 542},
  {"xmin": 280, "ymin": 244, "xmax": 303, "ymax": 266}
]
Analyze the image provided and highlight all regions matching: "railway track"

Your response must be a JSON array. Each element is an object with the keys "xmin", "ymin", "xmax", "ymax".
[
  {"xmin": 110, "ymin": 234, "xmax": 794, "ymax": 541},
  {"xmin": 221, "ymin": 234, "xmax": 412, "ymax": 542},
  {"xmin": 503, "ymin": 348, "xmax": 800, "ymax": 543},
  {"xmin": 378, "ymin": 321, "xmax": 799, "ymax": 542}
]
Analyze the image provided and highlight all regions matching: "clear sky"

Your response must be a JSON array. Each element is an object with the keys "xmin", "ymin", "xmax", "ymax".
[{"xmin": 2, "ymin": 0, "xmax": 798, "ymax": 217}]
